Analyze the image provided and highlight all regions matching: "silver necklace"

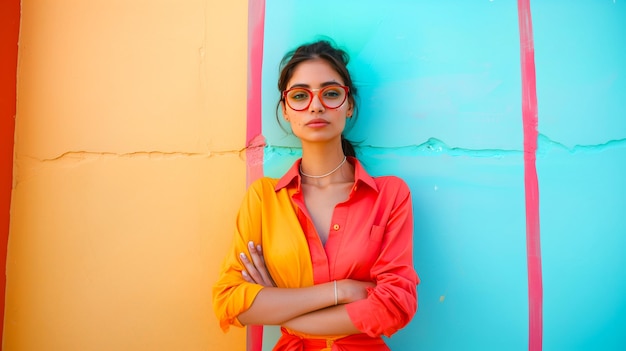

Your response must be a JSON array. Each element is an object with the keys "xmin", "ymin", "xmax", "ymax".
[{"xmin": 299, "ymin": 156, "xmax": 347, "ymax": 178}]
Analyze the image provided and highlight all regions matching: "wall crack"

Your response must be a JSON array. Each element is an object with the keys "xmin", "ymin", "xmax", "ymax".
[
  {"xmin": 21, "ymin": 149, "xmax": 246, "ymax": 164},
  {"xmin": 264, "ymin": 134, "xmax": 626, "ymax": 158}
]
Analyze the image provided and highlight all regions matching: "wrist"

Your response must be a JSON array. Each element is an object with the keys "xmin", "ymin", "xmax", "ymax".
[{"xmin": 335, "ymin": 280, "xmax": 344, "ymax": 305}]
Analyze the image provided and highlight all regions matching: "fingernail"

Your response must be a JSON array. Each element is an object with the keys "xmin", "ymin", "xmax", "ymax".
[
  {"xmin": 248, "ymin": 241, "xmax": 254, "ymax": 248},
  {"xmin": 239, "ymin": 252, "xmax": 246, "ymax": 259},
  {"xmin": 257, "ymin": 244, "xmax": 262, "ymax": 251},
  {"xmin": 242, "ymin": 270, "xmax": 248, "ymax": 277}
]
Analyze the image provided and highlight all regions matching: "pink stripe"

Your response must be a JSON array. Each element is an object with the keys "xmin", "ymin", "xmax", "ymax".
[
  {"xmin": 246, "ymin": 1, "xmax": 266, "ymax": 350},
  {"xmin": 517, "ymin": 1, "xmax": 543, "ymax": 350},
  {"xmin": 246, "ymin": 0, "xmax": 265, "ymax": 146},
  {"xmin": 246, "ymin": 0, "xmax": 266, "ymax": 185}
]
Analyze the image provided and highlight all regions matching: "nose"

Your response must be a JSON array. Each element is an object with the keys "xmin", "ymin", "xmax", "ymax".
[{"xmin": 309, "ymin": 93, "xmax": 325, "ymax": 112}]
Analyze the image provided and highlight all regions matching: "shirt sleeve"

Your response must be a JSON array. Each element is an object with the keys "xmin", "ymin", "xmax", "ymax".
[
  {"xmin": 212, "ymin": 179, "xmax": 266, "ymax": 332},
  {"xmin": 345, "ymin": 179, "xmax": 419, "ymax": 338}
]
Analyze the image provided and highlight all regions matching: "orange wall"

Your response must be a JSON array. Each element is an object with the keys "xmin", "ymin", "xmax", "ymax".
[{"xmin": 5, "ymin": 1, "xmax": 247, "ymax": 349}]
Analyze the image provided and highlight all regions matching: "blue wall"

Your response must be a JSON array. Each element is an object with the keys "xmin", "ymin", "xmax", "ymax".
[
  {"xmin": 260, "ymin": 1, "xmax": 626, "ymax": 349},
  {"xmin": 533, "ymin": 1, "xmax": 626, "ymax": 350}
]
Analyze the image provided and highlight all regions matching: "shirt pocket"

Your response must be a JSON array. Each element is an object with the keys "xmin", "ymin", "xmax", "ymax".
[{"xmin": 369, "ymin": 224, "xmax": 385, "ymax": 242}]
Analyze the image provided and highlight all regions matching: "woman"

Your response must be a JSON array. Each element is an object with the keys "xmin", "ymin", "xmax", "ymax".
[{"xmin": 213, "ymin": 40, "xmax": 418, "ymax": 350}]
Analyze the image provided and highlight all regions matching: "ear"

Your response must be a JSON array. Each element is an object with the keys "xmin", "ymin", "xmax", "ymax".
[
  {"xmin": 346, "ymin": 100, "xmax": 354, "ymax": 118},
  {"xmin": 281, "ymin": 101, "xmax": 290, "ymax": 121}
]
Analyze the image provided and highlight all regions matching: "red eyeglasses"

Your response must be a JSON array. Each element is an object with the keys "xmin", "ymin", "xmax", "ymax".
[{"xmin": 282, "ymin": 85, "xmax": 350, "ymax": 111}]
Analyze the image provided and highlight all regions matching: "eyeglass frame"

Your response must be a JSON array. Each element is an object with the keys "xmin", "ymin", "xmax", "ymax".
[{"xmin": 282, "ymin": 85, "xmax": 350, "ymax": 111}]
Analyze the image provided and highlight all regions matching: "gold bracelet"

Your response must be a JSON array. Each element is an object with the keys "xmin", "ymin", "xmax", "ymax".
[{"xmin": 334, "ymin": 280, "xmax": 338, "ymax": 306}]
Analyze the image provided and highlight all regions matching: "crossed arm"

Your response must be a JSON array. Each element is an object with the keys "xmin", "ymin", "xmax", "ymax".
[{"xmin": 236, "ymin": 241, "xmax": 374, "ymax": 336}]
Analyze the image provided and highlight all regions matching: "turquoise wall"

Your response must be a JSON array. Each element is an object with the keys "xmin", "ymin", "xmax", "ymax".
[
  {"xmin": 259, "ymin": 1, "xmax": 626, "ymax": 350},
  {"xmin": 534, "ymin": 1, "xmax": 626, "ymax": 349}
]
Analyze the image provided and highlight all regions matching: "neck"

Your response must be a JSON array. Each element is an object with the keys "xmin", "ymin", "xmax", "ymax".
[{"xmin": 300, "ymin": 142, "xmax": 353, "ymax": 184}]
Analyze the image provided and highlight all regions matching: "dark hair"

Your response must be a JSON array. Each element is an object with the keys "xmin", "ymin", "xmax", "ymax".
[{"xmin": 276, "ymin": 40, "xmax": 358, "ymax": 157}]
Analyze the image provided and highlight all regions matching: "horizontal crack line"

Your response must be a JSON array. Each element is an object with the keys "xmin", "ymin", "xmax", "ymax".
[
  {"xmin": 23, "ymin": 134, "xmax": 625, "ymax": 163},
  {"xmin": 537, "ymin": 135, "xmax": 626, "ymax": 154},
  {"xmin": 28, "ymin": 149, "xmax": 245, "ymax": 163},
  {"xmin": 264, "ymin": 134, "xmax": 626, "ymax": 158}
]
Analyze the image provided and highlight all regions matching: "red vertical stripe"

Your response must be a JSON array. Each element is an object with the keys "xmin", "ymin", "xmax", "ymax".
[
  {"xmin": 246, "ymin": 0, "xmax": 266, "ymax": 185},
  {"xmin": 0, "ymin": 0, "xmax": 21, "ymax": 344},
  {"xmin": 517, "ymin": 1, "xmax": 543, "ymax": 350},
  {"xmin": 246, "ymin": 0, "xmax": 266, "ymax": 350}
]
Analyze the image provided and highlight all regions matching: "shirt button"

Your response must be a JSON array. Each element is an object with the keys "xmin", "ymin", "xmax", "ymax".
[{"xmin": 333, "ymin": 224, "xmax": 340, "ymax": 231}]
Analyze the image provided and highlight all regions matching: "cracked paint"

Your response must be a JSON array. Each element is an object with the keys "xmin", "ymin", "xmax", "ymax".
[
  {"xmin": 36, "ymin": 150, "xmax": 244, "ymax": 162},
  {"xmin": 261, "ymin": 135, "xmax": 626, "ymax": 159}
]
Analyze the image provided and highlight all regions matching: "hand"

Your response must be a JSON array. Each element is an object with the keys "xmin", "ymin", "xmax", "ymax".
[
  {"xmin": 240, "ymin": 241, "xmax": 276, "ymax": 287},
  {"xmin": 337, "ymin": 279, "xmax": 376, "ymax": 304}
]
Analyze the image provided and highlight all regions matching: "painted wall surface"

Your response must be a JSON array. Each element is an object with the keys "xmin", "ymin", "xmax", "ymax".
[
  {"xmin": 6, "ymin": 1, "xmax": 248, "ymax": 350},
  {"xmin": 0, "ymin": 0, "xmax": 21, "ymax": 344},
  {"xmin": 257, "ymin": 1, "xmax": 626, "ymax": 350},
  {"xmin": 533, "ymin": 2, "xmax": 626, "ymax": 349},
  {"xmin": 6, "ymin": 1, "xmax": 626, "ymax": 350}
]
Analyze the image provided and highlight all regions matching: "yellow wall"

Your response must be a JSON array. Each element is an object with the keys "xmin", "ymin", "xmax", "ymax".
[{"xmin": 5, "ymin": 1, "xmax": 247, "ymax": 349}]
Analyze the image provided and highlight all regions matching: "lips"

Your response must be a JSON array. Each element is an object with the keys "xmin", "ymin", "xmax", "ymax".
[{"xmin": 306, "ymin": 118, "xmax": 329, "ymax": 127}]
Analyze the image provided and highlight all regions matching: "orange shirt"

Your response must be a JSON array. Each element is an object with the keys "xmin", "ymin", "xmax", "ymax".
[{"xmin": 213, "ymin": 157, "xmax": 419, "ymax": 350}]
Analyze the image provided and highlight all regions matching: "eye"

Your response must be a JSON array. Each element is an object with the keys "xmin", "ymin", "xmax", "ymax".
[
  {"xmin": 322, "ymin": 87, "xmax": 343, "ymax": 99},
  {"xmin": 288, "ymin": 89, "xmax": 310, "ymax": 101}
]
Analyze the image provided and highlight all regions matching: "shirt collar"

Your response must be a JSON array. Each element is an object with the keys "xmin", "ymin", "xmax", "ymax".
[{"xmin": 274, "ymin": 156, "xmax": 379, "ymax": 193}]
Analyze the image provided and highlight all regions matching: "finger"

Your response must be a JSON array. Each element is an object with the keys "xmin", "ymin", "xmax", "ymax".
[
  {"xmin": 249, "ymin": 242, "xmax": 275, "ymax": 285},
  {"xmin": 239, "ymin": 252, "xmax": 263, "ymax": 284},
  {"xmin": 256, "ymin": 244, "xmax": 269, "ymax": 266},
  {"xmin": 254, "ymin": 244, "xmax": 266, "ymax": 266},
  {"xmin": 248, "ymin": 242, "xmax": 272, "ymax": 284},
  {"xmin": 242, "ymin": 270, "xmax": 254, "ymax": 283},
  {"xmin": 255, "ymin": 244, "xmax": 276, "ymax": 286}
]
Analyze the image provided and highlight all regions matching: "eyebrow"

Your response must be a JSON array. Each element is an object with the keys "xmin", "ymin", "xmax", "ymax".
[{"xmin": 288, "ymin": 81, "xmax": 342, "ymax": 89}]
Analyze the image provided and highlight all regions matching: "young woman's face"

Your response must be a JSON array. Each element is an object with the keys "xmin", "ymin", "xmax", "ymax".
[{"xmin": 282, "ymin": 59, "xmax": 353, "ymax": 145}]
